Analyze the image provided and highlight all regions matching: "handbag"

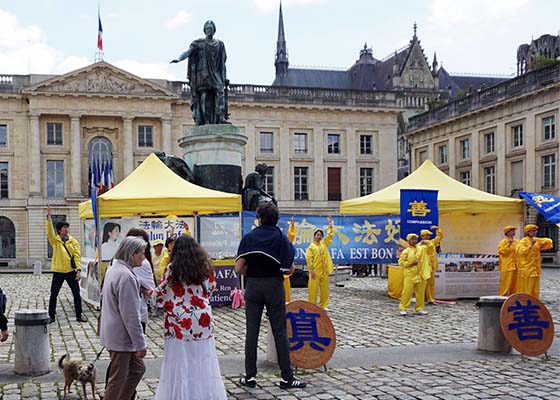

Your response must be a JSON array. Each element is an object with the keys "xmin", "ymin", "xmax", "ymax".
[{"xmin": 62, "ymin": 241, "xmax": 77, "ymax": 270}]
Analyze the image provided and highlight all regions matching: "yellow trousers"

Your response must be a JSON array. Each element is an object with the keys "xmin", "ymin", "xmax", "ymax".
[
  {"xmin": 308, "ymin": 274, "xmax": 329, "ymax": 309},
  {"xmin": 499, "ymin": 270, "xmax": 517, "ymax": 296},
  {"xmin": 517, "ymin": 276, "xmax": 540, "ymax": 299},
  {"xmin": 283, "ymin": 275, "xmax": 291, "ymax": 303},
  {"xmin": 399, "ymin": 279, "xmax": 427, "ymax": 311},
  {"xmin": 425, "ymin": 271, "xmax": 435, "ymax": 303}
]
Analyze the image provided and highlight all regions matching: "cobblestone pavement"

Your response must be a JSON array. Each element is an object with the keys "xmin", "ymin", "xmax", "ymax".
[{"xmin": 0, "ymin": 270, "xmax": 559, "ymax": 399}]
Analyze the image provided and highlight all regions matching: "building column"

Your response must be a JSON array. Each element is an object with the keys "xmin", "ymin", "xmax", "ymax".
[
  {"xmin": 29, "ymin": 114, "xmax": 41, "ymax": 195},
  {"xmin": 123, "ymin": 117, "xmax": 134, "ymax": 177},
  {"xmin": 70, "ymin": 115, "xmax": 82, "ymax": 196},
  {"xmin": 162, "ymin": 118, "xmax": 172, "ymax": 156}
]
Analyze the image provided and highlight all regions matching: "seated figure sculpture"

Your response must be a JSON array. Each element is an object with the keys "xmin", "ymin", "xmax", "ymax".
[{"xmin": 243, "ymin": 163, "xmax": 277, "ymax": 211}]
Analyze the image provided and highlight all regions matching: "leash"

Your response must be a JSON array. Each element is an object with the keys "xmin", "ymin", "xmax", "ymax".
[{"xmin": 93, "ymin": 347, "xmax": 105, "ymax": 364}]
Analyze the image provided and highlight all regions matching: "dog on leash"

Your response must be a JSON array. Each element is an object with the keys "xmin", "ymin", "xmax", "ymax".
[{"xmin": 58, "ymin": 354, "xmax": 97, "ymax": 399}]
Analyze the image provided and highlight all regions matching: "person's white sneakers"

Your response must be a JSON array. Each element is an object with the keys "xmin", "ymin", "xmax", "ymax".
[
  {"xmin": 399, "ymin": 310, "xmax": 407, "ymax": 316},
  {"xmin": 416, "ymin": 310, "xmax": 428, "ymax": 315}
]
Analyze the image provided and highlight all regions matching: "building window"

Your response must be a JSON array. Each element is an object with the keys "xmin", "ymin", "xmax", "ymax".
[
  {"xmin": 88, "ymin": 137, "xmax": 113, "ymax": 195},
  {"xmin": 47, "ymin": 214, "xmax": 66, "ymax": 258},
  {"xmin": 512, "ymin": 125, "xmax": 523, "ymax": 148},
  {"xmin": 360, "ymin": 135, "xmax": 372, "ymax": 155},
  {"xmin": 0, "ymin": 162, "xmax": 7, "ymax": 198},
  {"xmin": 460, "ymin": 138, "xmax": 470, "ymax": 160},
  {"xmin": 47, "ymin": 122, "xmax": 63, "ymax": 146},
  {"xmin": 47, "ymin": 160, "xmax": 64, "ymax": 198},
  {"xmin": 438, "ymin": 144, "xmax": 448, "ymax": 165},
  {"xmin": 418, "ymin": 150, "xmax": 428, "ymax": 165},
  {"xmin": 259, "ymin": 132, "xmax": 273, "ymax": 153},
  {"xmin": 360, "ymin": 168, "xmax": 373, "ymax": 196},
  {"xmin": 294, "ymin": 167, "xmax": 308, "ymax": 200},
  {"xmin": 484, "ymin": 165, "xmax": 496, "ymax": 194},
  {"xmin": 460, "ymin": 170, "xmax": 471, "ymax": 186},
  {"xmin": 327, "ymin": 167, "xmax": 341, "ymax": 201},
  {"xmin": 511, "ymin": 160, "xmax": 524, "ymax": 193},
  {"xmin": 0, "ymin": 216, "xmax": 15, "ymax": 258},
  {"xmin": 327, "ymin": 134, "xmax": 340, "ymax": 154},
  {"xmin": 542, "ymin": 154, "xmax": 556, "ymax": 189},
  {"xmin": 264, "ymin": 166, "xmax": 275, "ymax": 198},
  {"xmin": 484, "ymin": 132, "xmax": 495, "ymax": 154},
  {"xmin": 138, "ymin": 125, "xmax": 153, "ymax": 147},
  {"xmin": 543, "ymin": 116, "xmax": 556, "ymax": 141},
  {"xmin": 0, "ymin": 125, "xmax": 7, "ymax": 147},
  {"xmin": 293, "ymin": 133, "xmax": 307, "ymax": 154}
]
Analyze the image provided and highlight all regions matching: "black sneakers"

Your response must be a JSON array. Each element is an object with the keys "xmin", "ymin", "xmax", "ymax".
[
  {"xmin": 279, "ymin": 377, "xmax": 307, "ymax": 389},
  {"xmin": 239, "ymin": 376, "xmax": 257, "ymax": 388},
  {"xmin": 48, "ymin": 317, "xmax": 56, "ymax": 324},
  {"xmin": 76, "ymin": 315, "xmax": 88, "ymax": 323}
]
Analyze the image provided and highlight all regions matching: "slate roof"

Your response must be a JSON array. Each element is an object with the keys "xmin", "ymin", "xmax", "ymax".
[{"xmin": 437, "ymin": 67, "xmax": 506, "ymax": 97}]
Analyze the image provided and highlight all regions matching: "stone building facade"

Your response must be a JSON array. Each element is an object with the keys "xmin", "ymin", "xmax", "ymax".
[
  {"xmin": 406, "ymin": 62, "xmax": 560, "ymax": 262},
  {"xmin": 0, "ymin": 61, "xmax": 400, "ymax": 267}
]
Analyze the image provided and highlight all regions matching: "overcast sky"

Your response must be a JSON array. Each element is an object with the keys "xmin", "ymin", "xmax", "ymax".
[{"xmin": 0, "ymin": 0, "xmax": 557, "ymax": 85}]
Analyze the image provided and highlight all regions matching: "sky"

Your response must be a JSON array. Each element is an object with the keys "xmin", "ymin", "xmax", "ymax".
[{"xmin": 0, "ymin": 0, "xmax": 558, "ymax": 85}]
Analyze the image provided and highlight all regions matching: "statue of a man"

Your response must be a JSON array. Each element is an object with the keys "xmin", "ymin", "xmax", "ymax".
[
  {"xmin": 242, "ymin": 163, "xmax": 277, "ymax": 211},
  {"xmin": 171, "ymin": 20, "xmax": 229, "ymax": 125}
]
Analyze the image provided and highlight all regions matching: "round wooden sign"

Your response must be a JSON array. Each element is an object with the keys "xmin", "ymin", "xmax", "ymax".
[
  {"xmin": 285, "ymin": 300, "xmax": 336, "ymax": 369},
  {"xmin": 500, "ymin": 293, "xmax": 554, "ymax": 357}
]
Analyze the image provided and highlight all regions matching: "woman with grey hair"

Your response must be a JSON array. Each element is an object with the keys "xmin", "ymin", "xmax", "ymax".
[{"xmin": 100, "ymin": 236, "xmax": 147, "ymax": 400}]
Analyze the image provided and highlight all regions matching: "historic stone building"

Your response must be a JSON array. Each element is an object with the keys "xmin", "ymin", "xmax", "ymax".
[
  {"xmin": 0, "ymin": 6, "xmax": 512, "ymax": 267},
  {"xmin": 406, "ymin": 62, "xmax": 560, "ymax": 262},
  {"xmin": 517, "ymin": 33, "xmax": 560, "ymax": 75}
]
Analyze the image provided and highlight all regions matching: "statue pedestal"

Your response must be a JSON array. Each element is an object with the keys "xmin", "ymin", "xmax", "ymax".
[{"xmin": 178, "ymin": 124, "xmax": 247, "ymax": 194}]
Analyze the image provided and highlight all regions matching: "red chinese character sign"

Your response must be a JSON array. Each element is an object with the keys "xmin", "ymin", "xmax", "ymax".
[
  {"xmin": 500, "ymin": 293, "xmax": 554, "ymax": 357},
  {"xmin": 286, "ymin": 300, "xmax": 336, "ymax": 369}
]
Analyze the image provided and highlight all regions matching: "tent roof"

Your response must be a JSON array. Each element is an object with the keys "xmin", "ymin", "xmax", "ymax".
[
  {"xmin": 79, "ymin": 153, "xmax": 241, "ymax": 218},
  {"xmin": 340, "ymin": 159, "xmax": 523, "ymax": 215}
]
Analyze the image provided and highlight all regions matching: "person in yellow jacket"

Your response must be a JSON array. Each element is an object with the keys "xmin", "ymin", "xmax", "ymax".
[
  {"xmin": 516, "ymin": 224, "xmax": 553, "ymax": 299},
  {"xmin": 398, "ymin": 233, "xmax": 430, "ymax": 316},
  {"xmin": 284, "ymin": 216, "xmax": 297, "ymax": 303},
  {"xmin": 497, "ymin": 225, "xmax": 519, "ymax": 296},
  {"xmin": 158, "ymin": 236, "xmax": 176, "ymax": 279},
  {"xmin": 46, "ymin": 206, "xmax": 87, "ymax": 324},
  {"xmin": 418, "ymin": 226, "xmax": 442, "ymax": 304},
  {"xmin": 306, "ymin": 215, "xmax": 334, "ymax": 310}
]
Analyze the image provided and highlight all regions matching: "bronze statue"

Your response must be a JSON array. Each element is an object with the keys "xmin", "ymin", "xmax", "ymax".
[
  {"xmin": 171, "ymin": 20, "xmax": 230, "ymax": 125},
  {"xmin": 155, "ymin": 151, "xmax": 195, "ymax": 183},
  {"xmin": 243, "ymin": 163, "xmax": 277, "ymax": 211}
]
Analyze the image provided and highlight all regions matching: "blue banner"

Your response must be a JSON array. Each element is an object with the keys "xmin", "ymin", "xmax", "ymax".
[
  {"xmin": 400, "ymin": 189, "xmax": 439, "ymax": 238},
  {"xmin": 241, "ymin": 212, "xmax": 400, "ymax": 264},
  {"xmin": 519, "ymin": 192, "xmax": 560, "ymax": 224}
]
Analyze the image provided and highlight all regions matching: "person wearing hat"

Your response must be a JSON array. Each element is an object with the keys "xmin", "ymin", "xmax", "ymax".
[
  {"xmin": 418, "ymin": 225, "xmax": 442, "ymax": 304},
  {"xmin": 46, "ymin": 206, "xmax": 87, "ymax": 324},
  {"xmin": 151, "ymin": 239, "xmax": 166, "ymax": 282},
  {"xmin": 516, "ymin": 224, "xmax": 553, "ymax": 299},
  {"xmin": 497, "ymin": 226, "xmax": 519, "ymax": 296},
  {"xmin": 398, "ymin": 233, "xmax": 430, "ymax": 316},
  {"xmin": 305, "ymin": 215, "xmax": 335, "ymax": 310}
]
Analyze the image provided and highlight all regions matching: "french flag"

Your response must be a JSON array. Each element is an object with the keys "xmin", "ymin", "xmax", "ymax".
[{"xmin": 97, "ymin": 14, "xmax": 103, "ymax": 51}]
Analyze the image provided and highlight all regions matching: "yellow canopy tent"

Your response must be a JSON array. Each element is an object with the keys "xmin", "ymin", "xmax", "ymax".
[
  {"xmin": 340, "ymin": 159, "xmax": 523, "ymax": 215},
  {"xmin": 79, "ymin": 153, "xmax": 241, "ymax": 218}
]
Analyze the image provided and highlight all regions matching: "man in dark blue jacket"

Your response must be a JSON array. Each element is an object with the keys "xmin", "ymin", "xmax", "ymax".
[{"xmin": 235, "ymin": 202, "xmax": 306, "ymax": 390}]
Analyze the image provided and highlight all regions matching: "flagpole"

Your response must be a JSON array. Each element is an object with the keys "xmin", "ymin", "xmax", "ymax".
[{"xmin": 95, "ymin": 0, "xmax": 104, "ymax": 62}]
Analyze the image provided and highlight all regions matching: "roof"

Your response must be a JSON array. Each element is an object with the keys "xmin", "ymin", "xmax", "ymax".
[
  {"xmin": 272, "ymin": 68, "xmax": 353, "ymax": 89},
  {"xmin": 79, "ymin": 153, "xmax": 241, "ymax": 218},
  {"xmin": 339, "ymin": 159, "xmax": 523, "ymax": 215},
  {"xmin": 438, "ymin": 67, "xmax": 506, "ymax": 97}
]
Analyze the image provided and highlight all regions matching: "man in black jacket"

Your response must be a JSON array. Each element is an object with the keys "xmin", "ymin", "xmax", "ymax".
[{"xmin": 235, "ymin": 202, "xmax": 306, "ymax": 390}]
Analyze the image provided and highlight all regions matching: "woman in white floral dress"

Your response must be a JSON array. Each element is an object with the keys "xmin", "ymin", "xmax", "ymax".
[{"xmin": 154, "ymin": 235, "xmax": 227, "ymax": 400}]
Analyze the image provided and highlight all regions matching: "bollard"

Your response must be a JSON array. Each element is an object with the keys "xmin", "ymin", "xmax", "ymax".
[
  {"xmin": 32, "ymin": 261, "xmax": 43, "ymax": 275},
  {"xmin": 266, "ymin": 319, "xmax": 278, "ymax": 364},
  {"xmin": 476, "ymin": 296, "xmax": 511, "ymax": 353},
  {"xmin": 14, "ymin": 309, "xmax": 50, "ymax": 375}
]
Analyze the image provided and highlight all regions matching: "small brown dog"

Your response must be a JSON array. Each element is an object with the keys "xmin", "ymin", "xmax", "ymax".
[{"xmin": 58, "ymin": 354, "xmax": 97, "ymax": 399}]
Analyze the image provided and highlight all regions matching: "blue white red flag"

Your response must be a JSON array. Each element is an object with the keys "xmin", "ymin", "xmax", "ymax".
[{"xmin": 97, "ymin": 14, "xmax": 103, "ymax": 51}]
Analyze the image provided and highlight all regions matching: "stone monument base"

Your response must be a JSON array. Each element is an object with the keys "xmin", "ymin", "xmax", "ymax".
[{"xmin": 178, "ymin": 124, "xmax": 247, "ymax": 194}]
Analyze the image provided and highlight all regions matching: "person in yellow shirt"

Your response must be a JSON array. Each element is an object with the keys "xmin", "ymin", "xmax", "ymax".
[
  {"xmin": 151, "ymin": 239, "xmax": 166, "ymax": 282},
  {"xmin": 398, "ymin": 233, "xmax": 430, "ymax": 316},
  {"xmin": 497, "ymin": 225, "xmax": 519, "ymax": 296},
  {"xmin": 46, "ymin": 206, "xmax": 87, "ymax": 324},
  {"xmin": 418, "ymin": 226, "xmax": 442, "ymax": 304},
  {"xmin": 516, "ymin": 224, "xmax": 553, "ymax": 299},
  {"xmin": 284, "ymin": 216, "xmax": 297, "ymax": 303},
  {"xmin": 305, "ymin": 216, "xmax": 334, "ymax": 310},
  {"xmin": 158, "ymin": 236, "xmax": 176, "ymax": 278}
]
